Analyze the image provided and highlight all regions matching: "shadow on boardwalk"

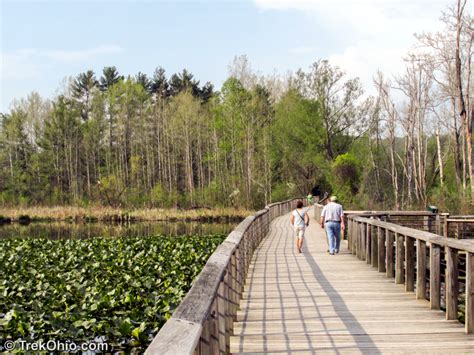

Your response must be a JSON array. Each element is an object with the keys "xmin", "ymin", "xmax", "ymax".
[
  {"xmin": 302, "ymin": 248, "xmax": 381, "ymax": 355},
  {"xmin": 236, "ymin": 215, "xmax": 381, "ymax": 354},
  {"xmin": 231, "ymin": 213, "xmax": 470, "ymax": 354}
]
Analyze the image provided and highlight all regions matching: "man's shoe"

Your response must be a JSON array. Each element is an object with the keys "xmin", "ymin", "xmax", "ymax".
[
  {"xmin": 330, "ymin": 252, "xmax": 334, "ymax": 255},
  {"xmin": 335, "ymin": 249, "xmax": 339, "ymax": 254}
]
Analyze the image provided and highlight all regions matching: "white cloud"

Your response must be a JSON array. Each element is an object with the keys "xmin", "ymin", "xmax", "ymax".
[
  {"xmin": 328, "ymin": 42, "xmax": 407, "ymax": 95},
  {"xmin": 254, "ymin": 0, "xmax": 456, "ymax": 94},
  {"xmin": 254, "ymin": 0, "xmax": 447, "ymax": 38}
]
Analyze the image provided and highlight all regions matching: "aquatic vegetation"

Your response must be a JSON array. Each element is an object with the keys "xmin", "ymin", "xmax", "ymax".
[{"xmin": 0, "ymin": 234, "xmax": 225, "ymax": 351}]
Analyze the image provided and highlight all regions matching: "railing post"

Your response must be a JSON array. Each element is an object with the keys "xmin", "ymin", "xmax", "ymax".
[
  {"xmin": 371, "ymin": 225, "xmax": 378, "ymax": 269},
  {"xmin": 351, "ymin": 221, "xmax": 359, "ymax": 256},
  {"xmin": 199, "ymin": 319, "xmax": 210, "ymax": 354},
  {"xmin": 430, "ymin": 243, "xmax": 441, "ymax": 310},
  {"xmin": 356, "ymin": 222, "xmax": 360, "ymax": 258},
  {"xmin": 348, "ymin": 219, "xmax": 352, "ymax": 251},
  {"xmin": 405, "ymin": 236, "xmax": 415, "ymax": 292},
  {"xmin": 425, "ymin": 215, "xmax": 434, "ymax": 233},
  {"xmin": 443, "ymin": 215, "xmax": 448, "ymax": 237},
  {"xmin": 386, "ymin": 230, "xmax": 394, "ymax": 278},
  {"xmin": 416, "ymin": 240, "xmax": 426, "ymax": 300},
  {"xmin": 436, "ymin": 214, "xmax": 441, "ymax": 235},
  {"xmin": 210, "ymin": 299, "xmax": 219, "ymax": 354},
  {"xmin": 353, "ymin": 221, "xmax": 358, "ymax": 256},
  {"xmin": 445, "ymin": 246, "xmax": 459, "ymax": 320},
  {"xmin": 377, "ymin": 226, "xmax": 385, "ymax": 273},
  {"xmin": 466, "ymin": 252, "xmax": 473, "ymax": 334},
  {"xmin": 352, "ymin": 218, "xmax": 356, "ymax": 249},
  {"xmin": 236, "ymin": 246, "xmax": 243, "ymax": 301},
  {"xmin": 395, "ymin": 233, "xmax": 405, "ymax": 284},
  {"xmin": 461, "ymin": 222, "xmax": 466, "ymax": 239},
  {"xmin": 366, "ymin": 222, "xmax": 371, "ymax": 264},
  {"xmin": 217, "ymin": 278, "xmax": 227, "ymax": 353},
  {"xmin": 225, "ymin": 266, "xmax": 232, "ymax": 353},
  {"xmin": 229, "ymin": 255, "xmax": 235, "ymax": 321},
  {"xmin": 361, "ymin": 223, "xmax": 367, "ymax": 261}
]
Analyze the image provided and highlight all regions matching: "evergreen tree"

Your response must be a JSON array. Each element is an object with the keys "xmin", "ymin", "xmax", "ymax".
[
  {"xmin": 136, "ymin": 72, "xmax": 152, "ymax": 93},
  {"xmin": 151, "ymin": 67, "xmax": 170, "ymax": 99},
  {"xmin": 169, "ymin": 69, "xmax": 200, "ymax": 97},
  {"xmin": 99, "ymin": 66, "xmax": 123, "ymax": 91},
  {"xmin": 199, "ymin": 82, "xmax": 214, "ymax": 102},
  {"xmin": 71, "ymin": 70, "xmax": 98, "ymax": 121}
]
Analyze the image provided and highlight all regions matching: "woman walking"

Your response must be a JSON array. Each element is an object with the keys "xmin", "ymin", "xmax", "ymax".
[{"xmin": 290, "ymin": 201, "xmax": 309, "ymax": 253}]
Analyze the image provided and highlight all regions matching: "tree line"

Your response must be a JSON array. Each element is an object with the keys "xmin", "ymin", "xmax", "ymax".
[{"xmin": 0, "ymin": 0, "xmax": 472, "ymax": 211}]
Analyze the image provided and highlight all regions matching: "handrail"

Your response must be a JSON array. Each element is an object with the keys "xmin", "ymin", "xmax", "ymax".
[
  {"xmin": 347, "ymin": 215, "xmax": 474, "ymax": 334},
  {"xmin": 145, "ymin": 197, "xmax": 304, "ymax": 354},
  {"xmin": 313, "ymin": 204, "xmax": 474, "ymax": 238},
  {"xmin": 351, "ymin": 216, "xmax": 474, "ymax": 253},
  {"xmin": 314, "ymin": 203, "xmax": 440, "ymax": 218}
]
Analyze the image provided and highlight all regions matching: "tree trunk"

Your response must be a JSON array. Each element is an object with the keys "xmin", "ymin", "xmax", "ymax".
[
  {"xmin": 455, "ymin": 0, "xmax": 470, "ymax": 201},
  {"xmin": 436, "ymin": 125, "xmax": 444, "ymax": 187}
]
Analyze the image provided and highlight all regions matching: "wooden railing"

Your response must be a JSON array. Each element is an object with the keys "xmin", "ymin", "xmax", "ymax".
[
  {"xmin": 444, "ymin": 216, "xmax": 474, "ymax": 239},
  {"xmin": 145, "ymin": 198, "xmax": 304, "ymax": 354},
  {"xmin": 314, "ymin": 203, "xmax": 474, "ymax": 238},
  {"xmin": 347, "ymin": 215, "xmax": 474, "ymax": 334}
]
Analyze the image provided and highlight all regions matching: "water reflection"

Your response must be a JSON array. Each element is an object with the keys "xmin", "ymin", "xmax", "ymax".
[{"xmin": 0, "ymin": 221, "xmax": 237, "ymax": 240}]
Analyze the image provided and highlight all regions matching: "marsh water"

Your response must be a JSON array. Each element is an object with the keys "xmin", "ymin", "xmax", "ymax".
[{"xmin": 0, "ymin": 220, "xmax": 237, "ymax": 240}]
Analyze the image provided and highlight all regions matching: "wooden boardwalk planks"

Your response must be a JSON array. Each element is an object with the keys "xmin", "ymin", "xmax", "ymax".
[{"xmin": 230, "ymin": 213, "xmax": 474, "ymax": 354}]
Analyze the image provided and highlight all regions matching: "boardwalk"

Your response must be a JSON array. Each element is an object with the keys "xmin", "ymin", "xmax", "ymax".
[{"xmin": 230, "ymin": 211, "xmax": 474, "ymax": 354}]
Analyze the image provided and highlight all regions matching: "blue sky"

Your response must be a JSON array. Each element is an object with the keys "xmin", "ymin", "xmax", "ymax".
[{"xmin": 0, "ymin": 0, "xmax": 463, "ymax": 112}]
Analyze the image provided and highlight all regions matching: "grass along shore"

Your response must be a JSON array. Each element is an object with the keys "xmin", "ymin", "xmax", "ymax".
[{"xmin": 0, "ymin": 206, "xmax": 252, "ymax": 223}]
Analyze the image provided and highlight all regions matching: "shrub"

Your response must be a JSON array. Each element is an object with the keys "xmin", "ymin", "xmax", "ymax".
[{"xmin": 330, "ymin": 153, "xmax": 360, "ymax": 206}]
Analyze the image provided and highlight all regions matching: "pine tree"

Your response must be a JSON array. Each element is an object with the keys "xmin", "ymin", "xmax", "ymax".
[{"xmin": 99, "ymin": 66, "xmax": 123, "ymax": 91}]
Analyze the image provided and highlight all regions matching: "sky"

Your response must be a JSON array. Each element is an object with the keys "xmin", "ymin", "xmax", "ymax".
[{"xmin": 0, "ymin": 0, "xmax": 468, "ymax": 113}]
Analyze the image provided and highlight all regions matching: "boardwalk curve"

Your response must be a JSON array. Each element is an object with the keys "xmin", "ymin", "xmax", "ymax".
[{"xmin": 230, "ymin": 211, "xmax": 474, "ymax": 354}]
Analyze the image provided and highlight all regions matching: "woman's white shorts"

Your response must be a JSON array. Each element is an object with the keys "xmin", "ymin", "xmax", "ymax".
[{"xmin": 294, "ymin": 226, "xmax": 305, "ymax": 238}]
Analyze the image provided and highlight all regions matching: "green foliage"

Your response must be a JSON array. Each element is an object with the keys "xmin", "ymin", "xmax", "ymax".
[
  {"xmin": 99, "ymin": 66, "xmax": 124, "ymax": 91},
  {"xmin": 3, "ymin": 59, "xmax": 470, "ymax": 211},
  {"xmin": 0, "ymin": 234, "xmax": 225, "ymax": 351},
  {"xmin": 272, "ymin": 89, "xmax": 327, "ymax": 195},
  {"xmin": 72, "ymin": 70, "xmax": 98, "ymax": 121},
  {"xmin": 271, "ymin": 182, "xmax": 295, "ymax": 202},
  {"xmin": 150, "ymin": 183, "xmax": 166, "ymax": 207},
  {"xmin": 98, "ymin": 175, "xmax": 126, "ymax": 207},
  {"xmin": 330, "ymin": 153, "xmax": 360, "ymax": 206},
  {"xmin": 428, "ymin": 185, "xmax": 472, "ymax": 214},
  {"xmin": 194, "ymin": 182, "xmax": 227, "ymax": 208}
]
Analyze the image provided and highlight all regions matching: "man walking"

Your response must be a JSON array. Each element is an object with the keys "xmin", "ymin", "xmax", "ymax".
[{"xmin": 320, "ymin": 196, "xmax": 345, "ymax": 255}]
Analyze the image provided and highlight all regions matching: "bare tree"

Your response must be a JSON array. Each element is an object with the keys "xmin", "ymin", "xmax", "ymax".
[{"xmin": 374, "ymin": 72, "xmax": 400, "ymax": 208}]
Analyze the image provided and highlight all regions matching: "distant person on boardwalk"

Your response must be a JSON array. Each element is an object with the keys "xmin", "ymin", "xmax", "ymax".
[
  {"xmin": 306, "ymin": 193, "xmax": 314, "ymax": 205},
  {"xmin": 320, "ymin": 196, "xmax": 345, "ymax": 255},
  {"xmin": 290, "ymin": 200, "xmax": 309, "ymax": 253}
]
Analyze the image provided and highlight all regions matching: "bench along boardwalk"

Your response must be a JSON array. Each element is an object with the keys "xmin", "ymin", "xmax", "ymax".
[
  {"xmin": 147, "ymin": 200, "xmax": 474, "ymax": 354},
  {"xmin": 230, "ymin": 211, "xmax": 474, "ymax": 354}
]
